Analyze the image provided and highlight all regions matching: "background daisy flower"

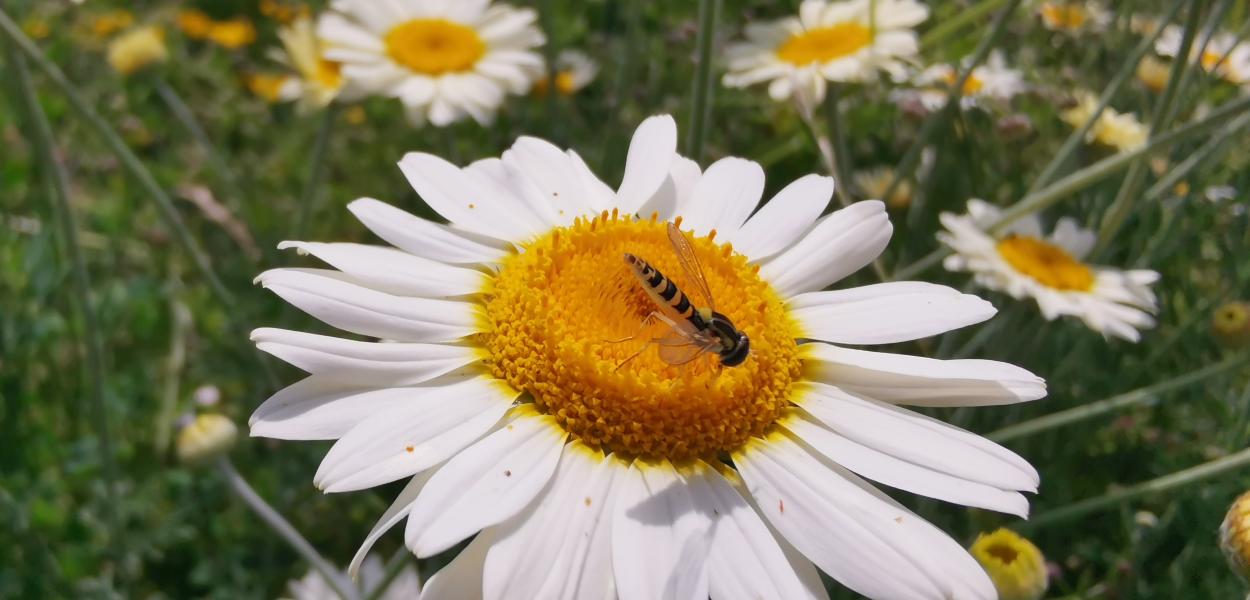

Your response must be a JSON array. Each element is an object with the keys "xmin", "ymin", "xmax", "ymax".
[
  {"xmin": 939, "ymin": 199, "xmax": 1160, "ymax": 342},
  {"xmin": 723, "ymin": 0, "xmax": 929, "ymax": 103},
  {"xmin": 317, "ymin": 0, "xmax": 545, "ymax": 126},
  {"xmin": 260, "ymin": 15, "xmax": 344, "ymax": 112},
  {"xmin": 251, "ymin": 115, "xmax": 1046, "ymax": 599},
  {"xmin": 1036, "ymin": 1, "xmax": 1110, "ymax": 33},
  {"xmin": 533, "ymin": 49, "xmax": 598, "ymax": 97},
  {"xmin": 1156, "ymin": 27, "xmax": 1250, "ymax": 87},
  {"xmin": 106, "ymin": 25, "xmax": 167, "ymax": 76},
  {"xmin": 891, "ymin": 51, "xmax": 1026, "ymax": 111},
  {"xmin": 1060, "ymin": 91, "xmax": 1149, "ymax": 152}
]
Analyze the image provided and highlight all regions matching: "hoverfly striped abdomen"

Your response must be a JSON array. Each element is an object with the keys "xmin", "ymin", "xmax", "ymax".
[{"xmin": 622, "ymin": 253, "xmax": 707, "ymax": 332}]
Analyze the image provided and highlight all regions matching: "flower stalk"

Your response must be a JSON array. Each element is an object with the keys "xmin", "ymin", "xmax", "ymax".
[{"xmin": 686, "ymin": 0, "xmax": 721, "ymax": 162}]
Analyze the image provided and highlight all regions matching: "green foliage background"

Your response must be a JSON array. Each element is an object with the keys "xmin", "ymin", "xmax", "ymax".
[{"xmin": 1, "ymin": 0, "xmax": 1249, "ymax": 598}]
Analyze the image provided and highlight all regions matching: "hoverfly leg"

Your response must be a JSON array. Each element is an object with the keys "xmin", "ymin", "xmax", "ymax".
[{"xmin": 603, "ymin": 311, "xmax": 662, "ymax": 344}]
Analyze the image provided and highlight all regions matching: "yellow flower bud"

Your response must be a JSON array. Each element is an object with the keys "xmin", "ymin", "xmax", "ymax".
[
  {"xmin": 1222, "ymin": 490, "xmax": 1250, "ymax": 584},
  {"xmin": 176, "ymin": 10, "xmax": 213, "ymax": 40},
  {"xmin": 206, "ymin": 19, "xmax": 257, "ymax": 50},
  {"xmin": 969, "ymin": 528, "xmax": 1048, "ymax": 600},
  {"xmin": 176, "ymin": 414, "xmax": 238, "ymax": 464},
  {"xmin": 1213, "ymin": 301, "xmax": 1250, "ymax": 349},
  {"xmin": 106, "ymin": 26, "xmax": 167, "ymax": 76}
]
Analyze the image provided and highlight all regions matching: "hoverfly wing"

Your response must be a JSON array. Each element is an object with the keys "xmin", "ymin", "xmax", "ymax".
[
  {"xmin": 655, "ymin": 336, "xmax": 715, "ymax": 366},
  {"xmin": 666, "ymin": 222, "xmax": 716, "ymax": 312}
]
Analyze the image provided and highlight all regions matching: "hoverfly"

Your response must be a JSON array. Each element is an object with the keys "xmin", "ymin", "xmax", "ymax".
[{"xmin": 615, "ymin": 222, "xmax": 750, "ymax": 369}]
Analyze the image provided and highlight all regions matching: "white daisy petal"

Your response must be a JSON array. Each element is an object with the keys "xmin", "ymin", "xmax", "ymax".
[
  {"xmin": 795, "ymin": 381, "xmax": 1038, "ymax": 489},
  {"xmin": 683, "ymin": 463, "xmax": 814, "ymax": 600},
  {"xmin": 803, "ymin": 343, "xmax": 1047, "ymax": 406},
  {"xmin": 730, "ymin": 174, "xmax": 833, "ymax": 262},
  {"xmin": 399, "ymin": 152, "xmax": 537, "ymax": 242},
  {"xmin": 615, "ymin": 115, "xmax": 679, "ymax": 215},
  {"xmin": 736, "ymin": 433, "xmax": 996, "ymax": 600},
  {"xmin": 256, "ymin": 268, "xmax": 477, "ymax": 342},
  {"xmin": 464, "ymin": 158, "xmax": 558, "ymax": 232},
  {"xmin": 347, "ymin": 468, "xmax": 436, "ymax": 579},
  {"xmin": 612, "ymin": 460, "xmax": 711, "ymax": 600},
  {"xmin": 678, "ymin": 157, "xmax": 766, "ymax": 239},
  {"xmin": 250, "ymin": 376, "xmax": 441, "ymax": 441},
  {"xmin": 313, "ymin": 375, "xmax": 516, "ymax": 492},
  {"xmin": 640, "ymin": 156, "xmax": 702, "ymax": 221},
  {"xmin": 484, "ymin": 443, "xmax": 618, "ymax": 600},
  {"xmin": 761, "ymin": 200, "xmax": 892, "ymax": 297},
  {"xmin": 566, "ymin": 149, "xmax": 617, "ymax": 212},
  {"xmin": 277, "ymin": 241, "xmax": 487, "ymax": 298},
  {"xmin": 789, "ymin": 282, "xmax": 997, "ymax": 344},
  {"xmin": 783, "ymin": 409, "xmax": 1031, "ymax": 516},
  {"xmin": 251, "ymin": 327, "xmax": 479, "ymax": 385},
  {"xmin": 421, "ymin": 528, "xmax": 493, "ymax": 600},
  {"xmin": 404, "ymin": 406, "xmax": 567, "ymax": 557},
  {"xmin": 502, "ymin": 137, "xmax": 599, "ymax": 222},
  {"xmin": 347, "ymin": 198, "xmax": 508, "ymax": 264}
]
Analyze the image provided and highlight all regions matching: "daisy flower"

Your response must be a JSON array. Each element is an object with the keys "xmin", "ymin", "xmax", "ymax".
[
  {"xmin": 939, "ymin": 199, "xmax": 1160, "ymax": 342},
  {"xmin": 533, "ymin": 49, "xmax": 599, "ymax": 97},
  {"xmin": 252, "ymin": 115, "xmax": 1047, "ymax": 599},
  {"xmin": 1036, "ymin": 1, "xmax": 1110, "ymax": 33},
  {"xmin": 317, "ymin": 0, "xmax": 545, "ymax": 126},
  {"xmin": 1136, "ymin": 55, "xmax": 1172, "ymax": 93},
  {"xmin": 255, "ymin": 15, "xmax": 344, "ymax": 112},
  {"xmin": 723, "ymin": 0, "xmax": 928, "ymax": 103},
  {"xmin": 891, "ymin": 51, "xmax": 1027, "ymax": 111},
  {"xmin": 852, "ymin": 166, "xmax": 914, "ymax": 210},
  {"xmin": 1156, "ymin": 26, "xmax": 1250, "ymax": 86},
  {"xmin": 1059, "ymin": 91, "xmax": 1149, "ymax": 153},
  {"xmin": 969, "ymin": 529, "xmax": 1048, "ymax": 600},
  {"xmin": 106, "ymin": 25, "xmax": 167, "ymax": 76}
]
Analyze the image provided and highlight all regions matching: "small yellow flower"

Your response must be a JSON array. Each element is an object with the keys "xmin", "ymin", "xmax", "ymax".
[
  {"xmin": 1137, "ymin": 55, "xmax": 1171, "ymax": 93},
  {"xmin": 176, "ymin": 414, "xmax": 238, "ymax": 464},
  {"xmin": 1038, "ymin": 1, "xmax": 1108, "ymax": 32},
  {"xmin": 1222, "ymin": 490, "xmax": 1250, "ymax": 584},
  {"xmin": 260, "ymin": 0, "xmax": 310, "ymax": 24},
  {"xmin": 970, "ymin": 528, "xmax": 1048, "ymax": 600},
  {"xmin": 21, "ymin": 17, "xmax": 50, "ymax": 40},
  {"xmin": 91, "ymin": 10, "xmax": 134, "ymax": 38},
  {"xmin": 533, "ymin": 50, "xmax": 599, "ymax": 97},
  {"xmin": 853, "ymin": 167, "xmax": 913, "ymax": 210},
  {"xmin": 245, "ymin": 73, "xmax": 294, "ymax": 103},
  {"xmin": 207, "ymin": 18, "xmax": 257, "ymax": 49},
  {"xmin": 107, "ymin": 26, "xmax": 168, "ymax": 76},
  {"xmin": 176, "ymin": 10, "xmax": 214, "ymax": 40},
  {"xmin": 1213, "ymin": 301, "xmax": 1250, "ymax": 349},
  {"xmin": 343, "ymin": 105, "xmax": 367, "ymax": 125}
]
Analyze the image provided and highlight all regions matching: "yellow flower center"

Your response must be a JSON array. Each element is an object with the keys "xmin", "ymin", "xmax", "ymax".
[
  {"xmin": 315, "ymin": 58, "xmax": 343, "ymax": 89},
  {"xmin": 776, "ymin": 23, "xmax": 873, "ymax": 66},
  {"xmin": 207, "ymin": 19, "xmax": 257, "ymax": 49},
  {"xmin": 481, "ymin": 213, "xmax": 801, "ymax": 460},
  {"xmin": 385, "ymin": 19, "xmax": 486, "ymax": 76},
  {"xmin": 970, "ymin": 529, "xmax": 1048, "ymax": 600},
  {"xmin": 996, "ymin": 234, "xmax": 1095, "ymax": 292},
  {"xmin": 1201, "ymin": 49, "xmax": 1224, "ymax": 72},
  {"xmin": 940, "ymin": 70, "xmax": 984, "ymax": 95},
  {"xmin": 246, "ymin": 73, "xmax": 291, "ymax": 102},
  {"xmin": 1040, "ymin": 3, "xmax": 1088, "ymax": 29}
]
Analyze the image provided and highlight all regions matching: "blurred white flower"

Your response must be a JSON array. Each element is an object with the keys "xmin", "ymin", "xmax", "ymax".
[
  {"xmin": 723, "ymin": 0, "xmax": 928, "ymax": 103},
  {"xmin": 317, "ymin": 0, "xmax": 545, "ymax": 126},
  {"xmin": 940, "ymin": 199, "xmax": 1160, "ymax": 342},
  {"xmin": 534, "ymin": 49, "xmax": 598, "ymax": 96},
  {"xmin": 1059, "ymin": 91, "xmax": 1149, "ymax": 153},
  {"xmin": 250, "ymin": 115, "xmax": 1046, "ymax": 599},
  {"xmin": 266, "ymin": 15, "xmax": 344, "ymax": 112},
  {"xmin": 891, "ymin": 51, "xmax": 1026, "ymax": 111},
  {"xmin": 1156, "ymin": 26, "xmax": 1250, "ymax": 86},
  {"xmin": 285, "ymin": 556, "xmax": 421, "ymax": 600}
]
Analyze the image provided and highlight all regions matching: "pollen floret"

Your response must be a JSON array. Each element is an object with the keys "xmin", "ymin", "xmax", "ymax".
[{"xmin": 482, "ymin": 213, "xmax": 801, "ymax": 460}]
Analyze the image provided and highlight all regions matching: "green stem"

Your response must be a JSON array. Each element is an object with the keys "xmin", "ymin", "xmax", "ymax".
[
  {"xmin": 1027, "ymin": 0, "xmax": 1188, "ymax": 193},
  {"xmin": 892, "ymin": 93, "xmax": 1250, "ymax": 280},
  {"xmin": 0, "ymin": 7, "xmax": 282, "ymax": 390},
  {"xmin": 1095, "ymin": 0, "xmax": 1204, "ymax": 253},
  {"xmin": 686, "ymin": 0, "xmax": 720, "ymax": 162},
  {"xmin": 884, "ymin": 0, "xmax": 1022, "ymax": 210},
  {"xmin": 7, "ymin": 39, "xmax": 121, "ymax": 573},
  {"xmin": 1022, "ymin": 446, "xmax": 1250, "ymax": 530},
  {"xmin": 154, "ymin": 79, "xmax": 243, "ymax": 205},
  {"xmin": 919, "ymin": 0, "xmax": 1009, "ymax": 50},
  {"xmin": 823, "ymin": 86, "xmax": 854, "ymax": 206},
  {"xmin": 989, "ymin": 351, "xmax": 1250, "ymax": 443},
  {"xmin": 216, "ymin": 459, "xmax": 360, "ymax": 600},
  {"xmin": 294, "ymin": 105, "xmax": 338, "ymax": 242}
]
